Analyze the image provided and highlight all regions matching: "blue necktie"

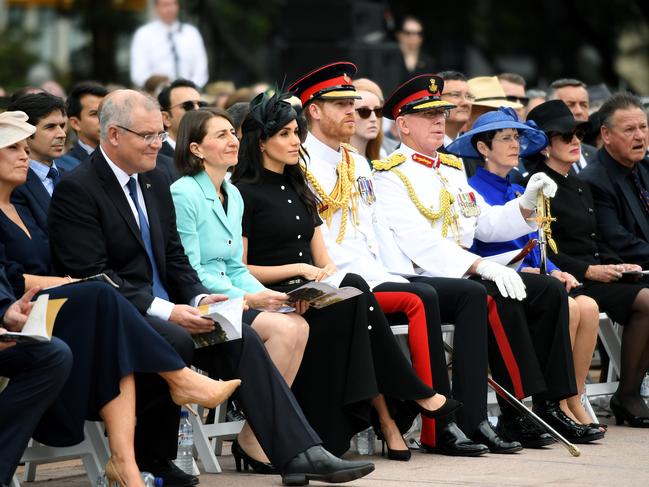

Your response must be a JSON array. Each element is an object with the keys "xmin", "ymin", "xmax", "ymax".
[
  {"xmin": 47, "ymin": 166, "xmax": 60, "ymax": 186},
  {"xmin": 126, "ymin": 177, "xmax": 170, "ymax": 300}
]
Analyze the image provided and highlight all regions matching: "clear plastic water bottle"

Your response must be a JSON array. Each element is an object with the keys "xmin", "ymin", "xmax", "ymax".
[
  {"xmin": 640, "ymin": 373, "xmax": 649, "ymax": 398},
  {"xmin": 355, "ymin": 427, "xmax": 376, "ymax": 455},
  {"xmin": 141, "ymin": 472, "xmax": 155, "ymax": 487},
  {"xmin": 173, "ymin": 409, "xmax": 194, "ymax": 474},
  {"xmin": 96, "ymin": 474, "xmax": 108, "ymax": 487}
]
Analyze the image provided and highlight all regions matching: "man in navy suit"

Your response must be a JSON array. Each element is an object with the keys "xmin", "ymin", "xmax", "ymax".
[
  {"xmin": 0, "ymin": 280, "xmax": 72, "ymax": 487},
  {"xmin": 56, "ymin": 82, "xmax": 108, "ymax": 171},
  {"xmin": 7, "ymin": 93, "xmax": 67, "ymax": 233}
]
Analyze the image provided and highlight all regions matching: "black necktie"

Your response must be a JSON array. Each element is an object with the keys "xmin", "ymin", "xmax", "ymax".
[
  {"xmin": 631, "ymin": 167, "xmax": 649, "ymax": 214},
  {"xmin": 168, "ymin": 30, "xmax": 180, "ymax": 79}
]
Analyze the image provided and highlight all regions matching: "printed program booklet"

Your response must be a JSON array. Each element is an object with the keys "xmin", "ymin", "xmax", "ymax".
[
  {"xmin": 0, "ymin": 294, "xmax": 67, "ymax": 343},
  {"xmin": 286, "ymin": 281, "xmax": 363, "ymax": 309},
  {"xmin": 194, "ymin": 297, "xmax": 244, "ymax": 348}
]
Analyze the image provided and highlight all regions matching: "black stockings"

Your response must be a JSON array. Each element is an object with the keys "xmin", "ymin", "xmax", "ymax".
[{"xmin": 617, "ymin": 288, "xmax": 649, "ymax": 416}]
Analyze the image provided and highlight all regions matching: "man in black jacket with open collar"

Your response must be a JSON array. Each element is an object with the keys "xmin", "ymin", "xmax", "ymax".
[
  {"xmin": 580, "ymin": 92, "xmax": 649, "ymax": 268},
  {"xmin": 48, "ymin": 89, "xmax": 373, "ymax": 487}
]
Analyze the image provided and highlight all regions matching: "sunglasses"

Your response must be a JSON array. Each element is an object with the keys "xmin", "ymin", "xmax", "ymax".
[
  {"xmin": 550, "ymin": 127, "xmax": 587, "ymax": 144},
  {"xmin": 171, "ymin": 100, "xmax": 209, "ymax": 111},
  {"xmin": 355, "ymin": 107, "xmax": 384, "ymax": 119},
  {"xmin": 506, "ymin": 95, "xmax": 530, "ymax": 105},
  {"xmin": 401, "ymin": 30, "xmax": 423, "ymax": 36}
]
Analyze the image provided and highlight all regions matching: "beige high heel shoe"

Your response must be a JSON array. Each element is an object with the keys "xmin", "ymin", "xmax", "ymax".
[
  {"xmin": 169, "ymin": 377, "xmax": 241, "ymax": 409},
  {"xmin": 105, "ymin": 457, "xmax": 126, "ymax": 487}
]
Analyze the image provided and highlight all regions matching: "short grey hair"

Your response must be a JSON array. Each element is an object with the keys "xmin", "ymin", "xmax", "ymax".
[
  {"xmin": 99, "ymin": 89, "xmax": 160, "ymax": 140},
  {"xmin": 599, "ymin": 92, "xmax": 645, "ymax": 128},
  {"xmin": 548, "ymin": 78, "xmax": 587, "ymax": 100},
  {"xmin": 526, "ymin": 89, "xmax": 547, "ymax": 100}
]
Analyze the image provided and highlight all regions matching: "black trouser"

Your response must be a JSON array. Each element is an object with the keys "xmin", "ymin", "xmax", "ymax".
[
  {"xmin": 0, "ymin": 339, "xmax": 72, "ymax": 484},
  {"xmin": 376, "ymin": 277, "xmax": 489, "ymax": 444},
  {"xmin": 474, "ymin": 273, "xmax": 577, "ymax": 408},
  {"xmin": 136, "ymin": 318, "xmax": 321, "ymax": 470}
]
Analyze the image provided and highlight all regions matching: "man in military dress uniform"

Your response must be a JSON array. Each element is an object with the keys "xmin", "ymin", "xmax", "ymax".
[
  {"xmin": 373, "ymin": 74, "xmax": 578, "ymax": 446},
  {"xmin": 288, "ymin": 62, "xmax": 522, "ymax": 456}
]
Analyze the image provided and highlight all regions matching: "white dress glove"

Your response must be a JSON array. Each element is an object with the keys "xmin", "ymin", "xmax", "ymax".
[
  {"xmin": 518, "ymin": 172, "xmax": 558, "ymax": 211},
  {"xmin": 475, "ymin": 260, "xmax": 527, "ymax": 301}
]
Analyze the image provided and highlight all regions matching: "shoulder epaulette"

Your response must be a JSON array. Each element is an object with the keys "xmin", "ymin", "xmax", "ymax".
[
  {"xmin": 439, "ymin": 153, "xmax": 464, "ymax": 171},
  {"xmin": 340, "ymin": 142, "xmax": 359, "ymax": 153},
  {"xmin": 372, "ymin": 153, "xmax": 406, "ymax": 171}
]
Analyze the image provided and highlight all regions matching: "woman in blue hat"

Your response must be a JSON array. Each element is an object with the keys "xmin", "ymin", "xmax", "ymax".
[{"xmin": 448, "ymin": 107, "xmax": 604, "ymax": 442}]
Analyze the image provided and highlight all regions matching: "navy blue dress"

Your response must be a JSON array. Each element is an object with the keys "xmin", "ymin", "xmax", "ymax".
[{"xmin": 0, "ymin": 204, "xmax": 185, "ymax": 447}]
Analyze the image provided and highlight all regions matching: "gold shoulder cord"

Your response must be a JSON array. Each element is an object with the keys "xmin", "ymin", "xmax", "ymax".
[
  {"xmin": 301, "ymin": 146, "xmax": 358, "ymax": 244},
  {"xmin": 373, "ymin": 154, "xmax": 459, "ymax": 241}
]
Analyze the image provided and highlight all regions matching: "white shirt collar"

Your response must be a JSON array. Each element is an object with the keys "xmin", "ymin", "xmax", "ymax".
[
  {"xmin": 157, "ymin": 19, "xmax": 181, "ymax": 32},
  {"xmin": 78, "ymin": 139, "xmax": 95, "ymax": 155},
  {"xmin": 305, "ymin": 132, "xmax": 341, "ymax": 167},
  {"xmin": 166, "ymin": 137, "xmax": 176, "ymax": 150},
  {"xmin": 100, "ymin": 146, "xmax": 138, "ymax": 188}
]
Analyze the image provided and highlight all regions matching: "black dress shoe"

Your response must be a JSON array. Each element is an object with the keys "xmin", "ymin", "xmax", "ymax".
[
  {"xmin": 533, "ymin": 402, "xmax": 605, "ymax": 444},
  {"xmin": 421, "ymin": 422, "xmax": 488, "ymax": 457},
  {"xmin": 610, "ymin": 395, "xmax": 649, "ymax": 428},
  {"xmin": 281, "ymin": 445, "xmax": 374, "ymax": 486},
  {"xmin": 232, "ymin": 439, "xmax": 278, "ymax": 474},
  {"xmin": 473, "ymin": 420, "xmax": 522, "ymax": 454},
  {"xmin": 495, "ymin": 414, "xmax": 555, "ymax": 448},
  {"xmin": 137, "ymin": 458, "xmax": 199, "ymax": 487},
  {"xmin": 412, "ymin": 397, "xmax": 463, "ymax": 419}
]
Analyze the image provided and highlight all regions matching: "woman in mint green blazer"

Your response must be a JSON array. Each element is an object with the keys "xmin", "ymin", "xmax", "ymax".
[{"xmin": 171, "ymin": 107, "xmax": 309, "ymax": 472}]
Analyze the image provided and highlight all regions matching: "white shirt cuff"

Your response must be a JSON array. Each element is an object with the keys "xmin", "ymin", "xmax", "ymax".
[
  {"xmin": 146, "ymin": 297, "xmax": 175, "ymax": 321},
  {"xmin": 191, "ymin": 294, "xmax": 208, "ymax": 307}
]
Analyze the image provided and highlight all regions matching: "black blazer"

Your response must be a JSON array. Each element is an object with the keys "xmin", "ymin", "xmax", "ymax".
[
  {"xmin": 530, "ymin": 164, "xmax": 622, "ymax": 281},
  {"xmin": 579, "ymin": 148, "xmax": 649, "ymax": 267},
  {"xmin": 55, "ymin": 141, "xmax": 90, "ymax": 171},
  {"xmin": 159, "ymin": 140, "xmax": 175, "ymax": 159},
  {"xmin": 48, "ymin": 149, "xmax": 208, "ymax": 314},
  {"xmin": 11, "ymin": 168, "xmax": 56, "ymax": 234}
]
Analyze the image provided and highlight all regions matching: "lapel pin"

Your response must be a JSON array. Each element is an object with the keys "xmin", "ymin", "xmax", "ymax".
[{"xmin": 146, "ymin": 183, "xmax": 151, "ymax": 189}]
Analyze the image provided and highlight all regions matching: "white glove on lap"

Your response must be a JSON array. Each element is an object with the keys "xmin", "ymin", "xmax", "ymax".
[
  {"xmin": 475, "ymin": 260, "xmax": 527, "ymax": 301},
  {"xmin": 518, "ymin": 172, "xmax": 558, "ymax": 211}
]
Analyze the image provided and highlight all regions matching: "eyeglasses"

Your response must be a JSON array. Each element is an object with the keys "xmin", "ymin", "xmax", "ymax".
[
  {"xmin": 170, "ymin": 100, "xmax": 209, "ymax": 112},
  {"xmin": 116, "ymin": 125, "xmax": 168, "ymax": 145},
  {"xmin": 355, "ymin": 107, "xmax": 384, "ymax": 119},
  {"xmin": 493, "ymin": 134, "xmax": 520, "ymax": 144},
  {"xmin": 506, "ymin": 95, "xmax": 530, "ymax": 105},
  {"xmin": 442, "ymin": 91, "xmax": 476, "ymax": 102},
  {"xmin": 418, "ymin": 108, "xmax": 450, "ymax": 119},
  {"xmin": 401, "ymin": 30, "xmax": 423, "ymax": 36},
  {"xmin": 550, "ymin": 127, "xmax": 587, "ymax": 144}
]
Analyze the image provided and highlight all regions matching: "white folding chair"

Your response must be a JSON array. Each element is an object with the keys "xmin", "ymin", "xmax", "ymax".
[
  {"xmin": 11, "ymin": 421, "xmax": 109, "ymax": 487},
  {"xmin": 584, "ymin": 313, "xmax": 621, "ymax": 408},
  {"xmin": 189, "ymin": 402, "xmax": 245, "ymax": 473}
]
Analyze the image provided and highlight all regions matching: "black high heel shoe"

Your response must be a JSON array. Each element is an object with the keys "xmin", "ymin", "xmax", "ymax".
[
  {"xmin": 375, "ymin": 428, "xmax": 411, "ymax": 461},
  {"xmin": 231, "ymin": 440, "xmax": 278, "ymax": 474},
  {"xmin": 412, "ymin": 396, "xmax": 462, "ymax": 419},
  {"xmin": 610, "ymin": 395, "xmax": 649, "ymax": 428}
]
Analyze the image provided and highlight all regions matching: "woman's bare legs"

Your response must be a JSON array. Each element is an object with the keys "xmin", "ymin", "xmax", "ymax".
[
  {"xmin": 100, "ymin": 374, "xmax": 145, "ymax": 487},
  {"xmin": 372, "ymin": 394, "xmax": 408, "ymax": 451}
]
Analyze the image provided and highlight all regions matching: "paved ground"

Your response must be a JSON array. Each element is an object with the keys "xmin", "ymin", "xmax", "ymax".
[{"xmin": 14, "ymin": 420, "xmax": 649, "ymax": 487}]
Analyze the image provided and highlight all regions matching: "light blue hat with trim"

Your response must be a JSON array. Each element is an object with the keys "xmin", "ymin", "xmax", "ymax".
[{"xmin": 446, "ymin": 107, "xmax": 548, "ymax": 158}]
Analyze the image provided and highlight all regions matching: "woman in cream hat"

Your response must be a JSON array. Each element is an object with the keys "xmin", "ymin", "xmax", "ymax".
[{"xmin": 0, "ymin": 111, "xmax": 241, "ymax": 486}]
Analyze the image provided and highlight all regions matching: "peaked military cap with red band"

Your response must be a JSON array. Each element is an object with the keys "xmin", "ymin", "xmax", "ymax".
[
  {"xmin": 288, "ymin": 61, "xmax": 361, "ymax": 107},
  {"xmin": 384, "ymin": 74, "xmax": 456, "ymax": 120}
]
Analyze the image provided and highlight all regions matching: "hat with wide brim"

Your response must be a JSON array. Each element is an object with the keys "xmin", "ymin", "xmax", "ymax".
[
  {"xmin": 526, "ymin": 100, "xmax": 592, "ymax": 135},
  {"xmin": 383, "ymin": 74, "xmax": 455, "ymax": 120},
  {"xmin": 468, "ymin": 76, "xmax": 523, "ymax": 109},
  {"xmin": 288, "ymin": 61, "xmax": 361, "ymax": 107},
  {"xmin": 446, "ymin": 107, "xmax": 548, "ymax": 158},
  {"xmin": 0, "ymin": 111, "xmax": 36, "ymax": 150}
]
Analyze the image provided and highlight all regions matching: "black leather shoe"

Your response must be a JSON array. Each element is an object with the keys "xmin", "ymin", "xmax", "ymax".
[
  {"xmin": 411, "ymin": 396, "xmax": 463, "ymax": 419},
  {"xmin": 495, "ymin": 414, "xmax": 555, "ymax": 448},
  {"xmin": 281, "ymin": 445, "xmax": 374, "ymax": 486},
  {"xmin": 232, "ymin": 439, "xmax": 278, "ymax": 474},
  {"xmin": 472, "ymin": 420, "xmax": 522, "ymax": 454},
  {"xmin": 421, "ymin": 422, "xmax": 488, "ymax": 457},
  {"xmin": 610, "ymin": 395, "xmax": 649, "ymax": 428},
  {"xmin": 533, "ymin": 401, "xmax": 605, "ymax": 444},
  {"xmin": 137, "ymin": 458, "xmax": 199, "ymax": 487}
]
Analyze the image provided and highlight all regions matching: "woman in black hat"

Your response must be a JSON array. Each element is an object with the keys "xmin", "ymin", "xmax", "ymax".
[
  {"xmin": 231, "ymin": 91, "xmax": 465, "ymax": 460},
  {"xmin": 527, "ymin": 100, "xmax": 649, "ymax": 427}
]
